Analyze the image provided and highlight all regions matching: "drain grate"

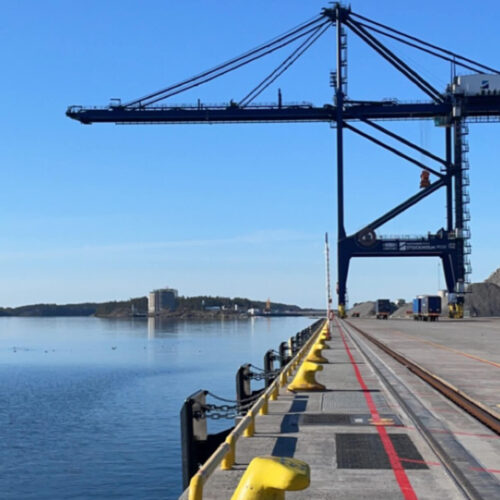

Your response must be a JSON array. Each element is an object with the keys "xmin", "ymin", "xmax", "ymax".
[
  {"xmin": 300, "ymin": 413, "xmax": 402, "ymax": 426},
  {"xmin": 336, "ymin": 433, "xmax": 428, "ymax": 469},
  {"xmin": 322, "ymin": 391, "xmax": 392, "ymax": 413},
  {"xmin": 301, "ymin": 414, "xmax": 351, "ymax": 425}
]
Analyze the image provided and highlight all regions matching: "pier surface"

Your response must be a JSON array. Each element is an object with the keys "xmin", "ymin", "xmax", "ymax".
[{"xmin": 181, "ymin": 318, "xmax": 500, "ymax": 499}]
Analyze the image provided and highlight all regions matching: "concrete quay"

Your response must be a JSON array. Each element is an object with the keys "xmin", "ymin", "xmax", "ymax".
[
  {"xmin": 347, "ymin": 317, "xmax": 500, "ymax": 418},
  {"xmin": 181, "ymin": 318, "xmax": 500, "ymax": 499}
]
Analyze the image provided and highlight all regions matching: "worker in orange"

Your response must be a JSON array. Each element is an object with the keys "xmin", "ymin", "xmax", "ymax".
[{"xmin": 420, "ymin": 170, "xmax": 430, "ymax": 188}]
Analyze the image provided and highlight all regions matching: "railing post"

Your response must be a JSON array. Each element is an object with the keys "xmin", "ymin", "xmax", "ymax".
[
  {"xmin": 244, "ymin": 410, "xmax": 255, "ymax": 437},
  {"xmin": 188, "ymin": 473, "xmax": 203, "ymax": 500},
  {"xmin": 259, "ymin": 394, "xmax": 268, "ymax": 415},
  {"xmin": 221, "ymin": 434, "xmax": 235, "ymax": 470},
  {"xmin": 269, "ymin": 382, "xmax": 279, "ymax": 401}
]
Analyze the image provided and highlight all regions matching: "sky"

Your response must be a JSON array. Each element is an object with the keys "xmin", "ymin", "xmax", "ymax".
[{"xmin": 1, "ymin": 0, "xmax": 500, "ymax": 308}]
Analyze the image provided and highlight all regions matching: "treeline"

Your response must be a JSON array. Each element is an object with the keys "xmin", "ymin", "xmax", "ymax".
[
  {"xmin": 0, "ymin": 298, "xmax": 147, "ymax": 317},
  {"xmin": 176, "ymin": 296, "xmax": 300, "ymax": 312},
  {"xmin": 0, "ymin": 303, "xmax": 99, "ymax": 317},
  {"xmin": 95, "ymin": 297, "xmax": 147, "ymax": 317}
]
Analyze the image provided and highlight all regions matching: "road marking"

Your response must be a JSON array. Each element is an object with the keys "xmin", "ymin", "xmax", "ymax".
[
  {"xmin": 390, "ymin": 330, "xmax": 500, "ymax": 369},
  {"xmin": 402, "ymin": 425, "xmax": 500, "ymax": 440},
  {"xmin": 469, "ymin": 467, "xmax": 500, "ymax": 474},
  {"xmin": 399, "ymin": 459, "xmax": 500, "ymax": 474}
]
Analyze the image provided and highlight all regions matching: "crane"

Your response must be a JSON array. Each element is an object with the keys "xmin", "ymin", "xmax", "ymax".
[{"xmin": 67, "ymin": 4, "xmax": 500, "ymax": 319}]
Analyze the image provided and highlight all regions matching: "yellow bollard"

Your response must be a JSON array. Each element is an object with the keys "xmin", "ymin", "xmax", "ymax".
[
  {"xmin": 244, "ymin": 410, "xmax": 255, "ymax": 437},
  {"xmin": 221, "ymin": 434, "xmax": 236, "ymax": 470},
  {"xmin": 315, "ymin": 337, "xmax": 330, "ymax": 350},
  {"xmin": 320, "ymin": 330, "xmax": 331, "ymax": 341},
  {"xmin": 306, "ymin": 344, "xmax": 328, "ymax": 364},
  {"xmin": 279, "ymin": 371, "xmax": 288, "ymax": 387},
  {"xmin": 287, "ymin": 361, "xmax": 326, "ymax": 392},
  {"xmin": 231, "ymin": 456, "xmax": 310, "ymax": 500},
  {"xmin": 188, "ymin": 473, "xmax": 203, "ymax": 500},
  {"xmin": 320, "ymin": 325, "xmax": 331, "ymax": 340}
]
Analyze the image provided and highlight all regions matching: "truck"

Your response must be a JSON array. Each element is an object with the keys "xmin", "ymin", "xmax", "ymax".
[
  {"xmin": 451, "ymin": 73, "xmax": 500, "ymax": 96},
  {"xmin": 413, "ymin": 295, "xmax": 441, "ymax": 321},
  {"xmin": 375, "ymin": 299, "xmax": 391, "ymax": 320},
  {"xmin": 421, "ymin": 295, "xmax": 441, "ymax": 321}
]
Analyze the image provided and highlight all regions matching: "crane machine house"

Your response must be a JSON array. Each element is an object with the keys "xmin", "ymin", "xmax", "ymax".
[{"xmin": 451, "ymin": 73, "xmax": 500, "ymax": 95}]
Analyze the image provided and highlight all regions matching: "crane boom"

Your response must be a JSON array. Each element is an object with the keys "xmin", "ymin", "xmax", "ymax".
[{"xmin": 66, "ymin": 96, "xmax": 500, "ymax": 125}]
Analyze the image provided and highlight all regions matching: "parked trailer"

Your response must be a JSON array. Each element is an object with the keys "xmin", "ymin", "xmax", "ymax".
[
  {"xmin": 375, "ymin": 299, "xmax": 391, "ymax": 320},
  {"xmin": 421, "ymin": 295, "xmax": 441, "ymax": 321},
  {"xmin": 413, "ymin": 295, "xmax": 441, "ymax": 321},
  {"xmin": 412, "ymin": 297, "xmax": 422, "ymax": 320}
]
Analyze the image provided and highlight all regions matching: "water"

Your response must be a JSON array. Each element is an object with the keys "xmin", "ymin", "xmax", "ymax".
[{"xmin": 0, "ymin": 315, "xmax": 313, "ymax": 499}]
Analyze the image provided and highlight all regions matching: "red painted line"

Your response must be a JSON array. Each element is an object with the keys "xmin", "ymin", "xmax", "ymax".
[
  {"xmin": 469, "ymin": 466, "xmax": 500, "ymax": 474},
  {"xmin": 336, "ymin": 320, "xmax": 418, "ymax": 500}
]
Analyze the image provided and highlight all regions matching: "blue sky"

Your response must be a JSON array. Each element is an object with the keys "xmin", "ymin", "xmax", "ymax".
[{"xmin": 1, "ymin": 0, "xmax": 499, "ymax": 308}]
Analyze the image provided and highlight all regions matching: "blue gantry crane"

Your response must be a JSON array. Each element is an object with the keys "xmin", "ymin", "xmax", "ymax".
[{"xmin": 67, "ymin": 4, "xmax": 500, "ymax": 319}]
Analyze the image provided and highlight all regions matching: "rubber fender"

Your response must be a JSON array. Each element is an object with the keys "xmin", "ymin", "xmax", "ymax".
[
  {"xmin": 231, "ymin": 456, "xmax": 310, "ymax": 500},
  {"xmin": 306, "ymin": 345, "xmax": 328, "ymax": 364},
  {"xmin": 287, "ymin": 361, "xmax": 325, "ymax": 392}
]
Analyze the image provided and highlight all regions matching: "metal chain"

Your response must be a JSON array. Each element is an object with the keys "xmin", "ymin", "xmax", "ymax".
[
  {"xmin": 206, "ymin": 390, "xmax": 258, "ymax": 404},
  {"xmin": 198, "ymin": 403, "xmax": 240, "ymax": 420},
  {"xmin": 205, "ymin": 410, "xmax": 238, "ymax": 420},
  {"xmin": 249, "ymin": 364, "xmax": 265, "ymax": 372},
  {"xmin": 189, "ymin": 321, "xmax": 326, "ymax": 420},
  {"xmin": 249, "ymin": 368, "xmax": 281, "ymax": 381},
  {"xmin": 198, "ymin": 400, "xmax": 251, "ymax": 419}
]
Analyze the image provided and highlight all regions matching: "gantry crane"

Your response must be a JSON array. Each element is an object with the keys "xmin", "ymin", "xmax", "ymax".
[{"xmin": 67, "ymin": 4, "xmax": 500, "ymax": 318}]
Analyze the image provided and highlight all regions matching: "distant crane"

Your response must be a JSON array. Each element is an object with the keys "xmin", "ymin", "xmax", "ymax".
[
  {"xmin": 265, "ymin": 298, "xmax": 271, "ymax": 313},
  {"xmin": 67, "ymin": 3, "xmax": 500, "ymax": 319},
  {"xmin": 325, "ymin": 233, "xmax": 333, "ymax": 321}
]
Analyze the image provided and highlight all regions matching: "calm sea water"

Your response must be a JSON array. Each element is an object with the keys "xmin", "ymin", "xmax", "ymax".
[{"xmin": 0, "ymin": 315, "xmax": 313, "ymax": 499}]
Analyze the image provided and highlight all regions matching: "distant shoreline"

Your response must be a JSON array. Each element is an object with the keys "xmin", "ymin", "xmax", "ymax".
[{"xmin": 0, "ymin": 297, "xmax": 324, "ymax": 319}]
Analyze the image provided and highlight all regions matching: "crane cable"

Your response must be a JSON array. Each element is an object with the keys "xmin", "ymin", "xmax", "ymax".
[
  {"xmin": 354, "ymin": 21, "xmax": 497, "ymax": 75},
  {"xmin": 124, "ymin": 14, "xmax": 327, "ymax": 107},
  {"xmin": 350, "ymin": 11, "xmax": 500, "ymax": 74},
  {"xmin": 140, "ymin": 23, "xmax": 331, "ymax": 107},
  {"xmin": 238, "ymin": 21, "xmax": 332, "ymax": 108}
]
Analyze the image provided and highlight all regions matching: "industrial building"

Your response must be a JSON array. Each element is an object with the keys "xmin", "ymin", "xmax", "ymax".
[{"xmin": 148, "ymin": 287, "xmax": 178, "ymax": 315}]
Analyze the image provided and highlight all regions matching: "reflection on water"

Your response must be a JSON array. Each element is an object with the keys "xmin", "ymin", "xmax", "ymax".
[{"xmin": 0, "ymin": 316, "xmax": 313, "ymax": 500}]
